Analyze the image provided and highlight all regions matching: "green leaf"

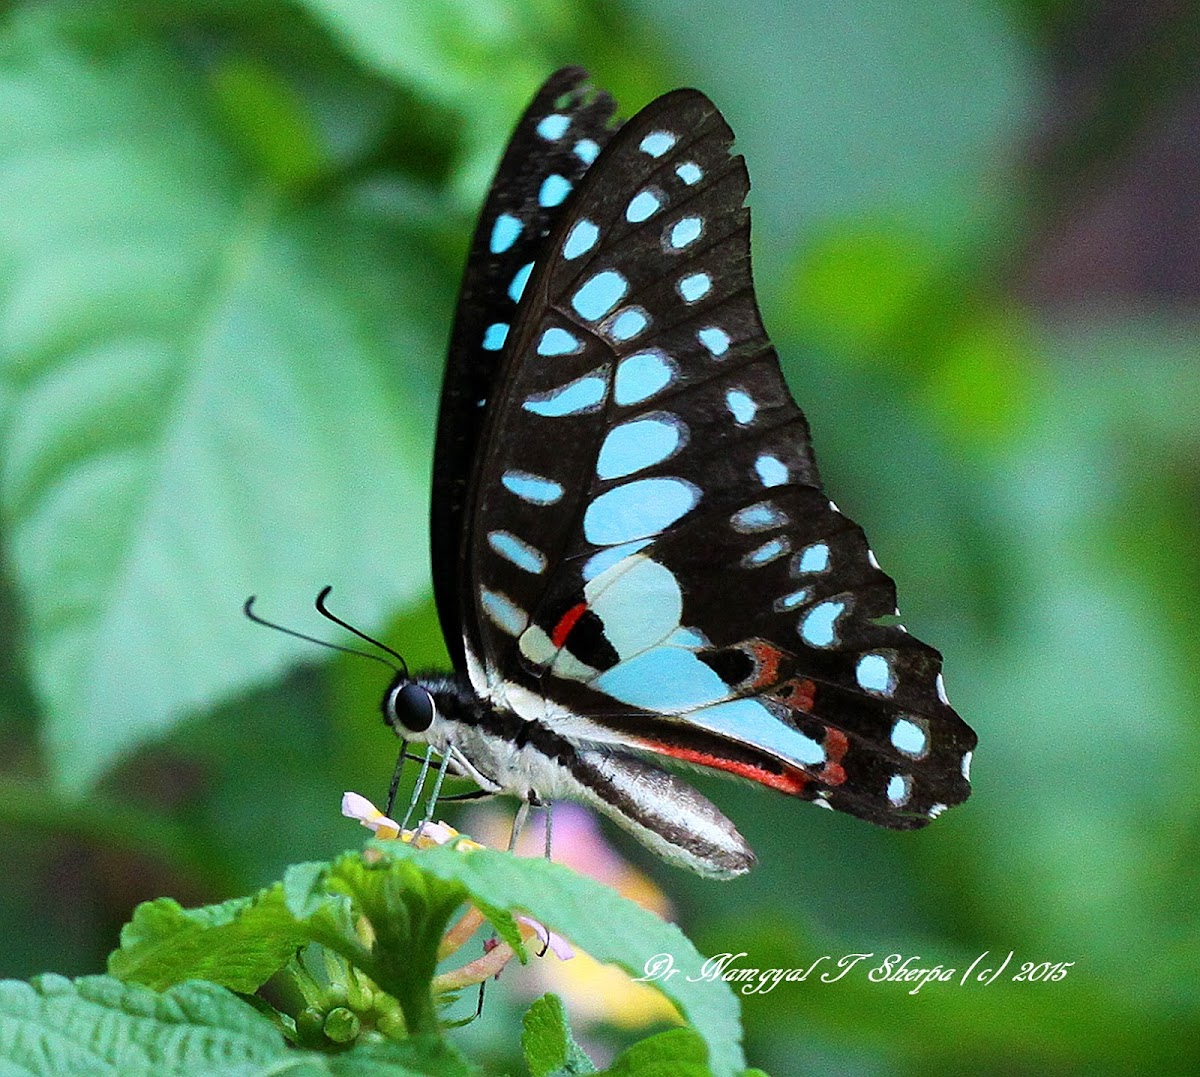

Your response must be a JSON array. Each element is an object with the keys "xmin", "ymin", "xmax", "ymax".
[
  {"xmin": 108, "ymin": 888, "xmax": 310, "ymax": 993},
  {"xmin": 0, "ymin": 5, "xmax": 436, "ymax": 795},
  {"xmin": 0, "ymin": 974, "xmax": 286, "ymax": 1075},
  {"xmin": 317, "ymin": 1036, "xmax": 479, "ymax": 1076},
  {"xmin": 110, "ymin": 845, "xmax": 525, "ymax": 1039},
  {"xmin": 522, "ymin": 993, "xmax": 595, "ymax": 1077},
  {"xmin": 108, "ymin": 845, "xmax": 746, "ymax": 1073},
  {"xmin": 0, "ymin": 974, "xmax": 481, "ymax": 1076},
  {"xmin": 283, "ymin": 860, "xmax": 347, "ymax": 921},
  {"xmin": 364, "ymin": 842, "xmax": 746, "ymax": 1077},
  {"xmin": 598, "ymin": 1028, "xmax": 711, "ymax": 1077}
]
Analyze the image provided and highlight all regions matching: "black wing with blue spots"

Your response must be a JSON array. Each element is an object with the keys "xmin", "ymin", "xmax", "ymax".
[
  {"xmin": 452, "ymin": 74, "xmax": 976, "ymax": 829},
  {"xmin": 432, "ymin": 68, "xmax": 618, "ymax": 670}
]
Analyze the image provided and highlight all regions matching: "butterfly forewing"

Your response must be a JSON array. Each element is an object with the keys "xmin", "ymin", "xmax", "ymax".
[
  {"xmin": 432, "ymin": 67, "xmax": 618, "ymax": 669},
  {"xmin": 460, "ymin": 82, "xmax": 975, "ymax": 829}
]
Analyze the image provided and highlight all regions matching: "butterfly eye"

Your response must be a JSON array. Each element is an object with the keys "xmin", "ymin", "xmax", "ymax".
[{"xmin": 387, "ymin": 682, "xmax": 435, "ymax": 733}]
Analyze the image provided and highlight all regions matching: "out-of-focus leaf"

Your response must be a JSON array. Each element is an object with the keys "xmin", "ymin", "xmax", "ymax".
[
  {"xmin": 296, "ymin": 0, "xmax": 540, "ymax": 105},
  {"xmin": 0, "ymin": 6, "xmax": 435, "ymax": 794},
  {"xmin": 209, "ymin": 55, "xmax": 329, "ymax": 192},
  {"xmin": 786, "ymin": 222, "xmax": 946, "ymax": 354},
  {"xmin": 630, "ymin": 0, "xmax": 1035, "ymax": 285},
  {"xmin": 295, "ymin": 0, "xmax": 559, "ymax": 206}
]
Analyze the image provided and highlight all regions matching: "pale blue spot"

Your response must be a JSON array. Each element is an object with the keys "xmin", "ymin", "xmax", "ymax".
[
  {"xmin": 539, "ymin": 174, "xmax": 572, "ymax": 208},
  {"xmin": 887, "ymin": 774, "xmax": 911, "ymax": 806},
  {"xmin": 481, "ymin": 589, "xmax": 526, "ymax": 636},
  {"xmin": 524, "ymin": 372, "xmax": 605, "ymax": 416},
  {"xmin": 488, "ymin": 531, "xmax": 546, "ymax": 574},
  {"xmin": 584, "ymin": 477, "xmax": 699, "ymax": 545},
  {"xmin": 676, "ymin": 161, "xmax": 702, "ymax": 185},
  {"xmin": 856, "ymin": 653, "xmax": 893, "ymax": 694},
  {"xmin": 799, "ymin": 600, "xmax": 845, "ymax": 647},
  {"xmin": 508, "ymin": 262, "xmax": 534, "ymax": 303},
  {"xmin": 774, "ymin": 588, "xmax": 810, "ymax": 612},
  {"xmin": 502, "ymin": 470, "xmax": 563, "ymax": 505},
  {"xmin": 743, "ymin": 537, "xmax": 789, "ymax": 566},
  {"xmin": 482, "ymin": 323, "xmax": 508, "ymax": 351},
  {"xmin": 536, "ymin": 113, "xmax": 570, "ymax": 140},
  {"xmin": 563, "ymin": 219, "xmax": 599, "ymax": 260},
  {"xmin": 586, "ymin": 556, "xmax": 683, "ymax": 657},
  {"xmin": 698, "ymin": 326, "xmax": 730, "ymax": 356},
  {"xmin": 892, "ymin": 718, "xmax": 928, "ymax": 757},
  {"xmin": 679, "ymin": 272, "xmax": 711, "ymax": 302},
  {"xmin": 670, "ymin": 217, "xmax": 702, "ymax": 248},
  {"xmin": 667, "ymin": 626, "xmax": 707, "ymax": 648},
  {"xmin": 582, "ymin": 539, "xmax": 652, "ymax": 581},
  {"xmin": 536, "ymin": 327, "xmax": 581, "ymax": 357},
  {"xmin": 489, "ymin": 213, "xmax": 522, "ymax": 254},
  {"xmin": 572, "ymin": 270, "xmax": 628, "ymax": 321},
  {"xmin": 574, "ymin": 138, "xmax": 600, "ymax": 164},
  {"xmin": 726, "ymin": 389, "xmax": 756, "ymax": 424},
  {"xmin": 615, "ymin": 351, "xmax": 673, "ymax": 405},
  {"xmin": 756, "ymin": 455, "xmax": 788, "ymax": 487},
  {"xmin": 593, "ymin": 646, "xmax": 729, "ymax": 712},
  {"xmin": 608, "ymin": 308, "xmax": 648, "ymax": 341},
  {"xmin": 640, "ymin": 130, "xmax": 677, "ymax": 158},
  {"xmin": 597, "ymin": 418, "xmax": 682, "ymax": 479},
  {"xmin": 626, "ymin": 189, "xmax": 662, "ymax": 223},
  {"xmin": 687, "ymin": 699, "xmax": 826, "ymax": 766},
  {"xmin": 796, "ymin": 543, "xmax": 830, "ymax": 574},
  {"xmin": 731, "ymin": 501, "xmax": 785, "ymax": 532}
]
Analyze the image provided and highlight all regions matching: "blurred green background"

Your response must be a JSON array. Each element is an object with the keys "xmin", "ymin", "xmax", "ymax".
[{"xmin": 1, "ymin": 0, "xmax": 1197, "ymax": 1073}]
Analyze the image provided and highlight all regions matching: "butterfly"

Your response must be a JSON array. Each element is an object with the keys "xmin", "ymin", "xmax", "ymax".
[{"xmin": 381, "ymin": 67, "xmax": 976, "ymax": 878}]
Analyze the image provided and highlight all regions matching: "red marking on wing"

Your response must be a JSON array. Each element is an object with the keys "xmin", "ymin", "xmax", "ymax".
[
  {"xmin": 638, "ymin": 740, "xmax": 810, "ymax": 795},
  {"xmin": 551, "ymin": 602, "xmax": 588, "ymax": 648},
  {"xmin": 771, "ymin": 677, "xmax": 817, "ymax": 712},
  {"xmin": 818, "ymin": 727, "xmax": 849, "ymax": 786},
  {"xmin": 745, "ymin": 640, "xmax": 784, "ymax": 689}
]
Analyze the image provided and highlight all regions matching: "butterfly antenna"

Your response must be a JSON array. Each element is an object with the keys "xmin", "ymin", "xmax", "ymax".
[
  {"xmin": 314, "ymin": 586, "xmax": 409, "ymax": 677},
  {"xmin": 244, "ymin": 597, "xmax": 397, "ymax": 671}
]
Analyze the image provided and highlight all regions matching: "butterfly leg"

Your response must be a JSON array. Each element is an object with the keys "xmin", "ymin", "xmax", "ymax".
[
  {"xmin": 412, "ymin": 746, "xmax": 456, "ymax": 843},
  {"xmin": 436, "ymin": 788, "xmax": 496, "ymax": 802},
  {"xmin": 508, "ymin": 799, "xmax": 531, "ymax": 852},
  {"xmin": 384, "ymin": 738, "xmax": 408, "ymax": 817},
  {"xmin": 399, "ymin": 744, "xmax": 436, "ymax": 828},
  {"xmin": 542, "ymin": 801, "xmax": 553, "ymax": 862}
]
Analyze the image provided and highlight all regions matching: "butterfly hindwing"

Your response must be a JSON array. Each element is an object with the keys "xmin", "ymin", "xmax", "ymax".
[
  {"xmin": 432, "ymin": 68, "xmax": 618, "ymax": 669},
  {"xmin": 458, "ymin": 78, "xmax": 975, "ymax": 829}
]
